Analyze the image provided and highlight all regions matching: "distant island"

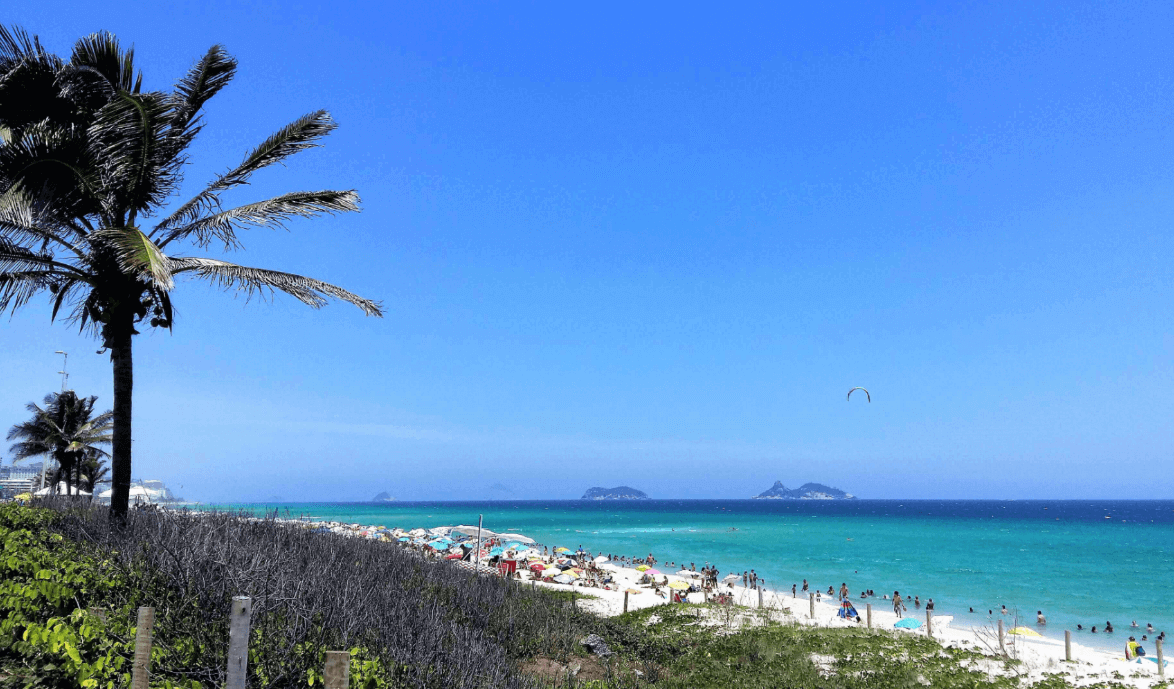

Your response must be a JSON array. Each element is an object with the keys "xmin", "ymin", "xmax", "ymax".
[
  {"xmin": 752, "ymin": 481, "xmax": 855, "ymax": 500},
  {"xmin": 372, "ymin": 491, "xmax": 396, "ymax": 502},
  {"xmin": 581, "ymin": 486, "xmax": 649, "ymax": 500}
]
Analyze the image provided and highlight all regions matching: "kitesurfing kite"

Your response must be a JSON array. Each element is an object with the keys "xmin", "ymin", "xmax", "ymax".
[{"xmin": 847, "ymin": 387, "xmax": 870, "ymax": 403}]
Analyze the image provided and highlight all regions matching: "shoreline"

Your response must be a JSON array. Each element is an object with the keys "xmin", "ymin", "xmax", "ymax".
[{"xmin": 249, "ymin": 510, "xmax": 1168, "ymax": 687}]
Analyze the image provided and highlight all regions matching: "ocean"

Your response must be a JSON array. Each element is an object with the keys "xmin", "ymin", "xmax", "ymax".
[{"xmin": 223, "ymin": 499, "xmax": 1174, "ymax": 651}]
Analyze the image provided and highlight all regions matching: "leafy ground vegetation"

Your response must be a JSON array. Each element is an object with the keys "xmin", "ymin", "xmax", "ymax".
[{"xmin": 0, "ymin": 503, "xmax": 1164, "ymax": 689}]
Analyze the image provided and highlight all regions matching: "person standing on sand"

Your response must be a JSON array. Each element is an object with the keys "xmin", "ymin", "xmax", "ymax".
[
  {"xmin": 793, "ymin": 584, "xmax": 797, "ymax": 597},
  {"xmin": 840, "ymin": 583, "xmax": 849, "ymax": 600},
  {"xmin": 893, "ymin": 591, "xmax": 904, "ymax": 618}
]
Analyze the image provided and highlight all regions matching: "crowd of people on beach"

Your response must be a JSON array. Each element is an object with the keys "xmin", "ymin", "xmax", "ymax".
[{"xmin": 283, "ymin": 516, "xmax": 1168, "ymax": 657}]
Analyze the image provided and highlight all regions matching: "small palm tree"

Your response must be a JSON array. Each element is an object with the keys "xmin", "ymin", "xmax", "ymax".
[
  {"xmin": 0, "ymin": 28, "xmax": 381, "ymax": 519},
  {"xmin": 7, "ymin": 390, "xmax": 113, "ymax": 496},
  {"xmin": 77, "ymin": 448, "xmax": 109, "ymax": 494}
]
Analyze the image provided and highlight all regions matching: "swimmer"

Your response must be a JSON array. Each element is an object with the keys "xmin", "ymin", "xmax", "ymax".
[{"xmin": 1037, "ymin": 610, "xmax": 1046, "ymax": 625}]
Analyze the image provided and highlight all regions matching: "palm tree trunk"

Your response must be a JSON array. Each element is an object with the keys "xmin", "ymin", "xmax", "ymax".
[{"xmin": 109, "ymin": 324, "xmax": 134, "ymax": 522}]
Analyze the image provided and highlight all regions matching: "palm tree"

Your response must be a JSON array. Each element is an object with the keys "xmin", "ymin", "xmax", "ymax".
[
  {"xmin": 0, "ymin": 28, "xmax": 381, "ymax": 520},
  {"xmin": 7, "ymin": 390, "xmax": 113, "ymax": 496},
  {"xmin": 77, "ymin": 448, "xmax": 109, "ymax": 494}
]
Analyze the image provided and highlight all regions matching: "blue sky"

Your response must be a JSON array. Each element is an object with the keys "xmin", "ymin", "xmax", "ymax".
[{"xmin": 4, "ymin": 1, "xmax": 1173, "ymax": 501}]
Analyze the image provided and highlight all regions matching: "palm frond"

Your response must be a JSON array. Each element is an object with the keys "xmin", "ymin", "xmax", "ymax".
[
  {"xmin": 169, "ymin": 45, "xmax": 236, "ymax": 131},
  {"xmin": 151, "ymin": 110, "xmax": 338, "ymax": 235},
  {"xmin": 68, "ymin": 31, "xmax": 140, "ymax": 94},
  {"xmin": 168, "ymin": 256, "xmax": 382, "ymax": 316},
  {"xmin": 159, "ymin": 189, "xmax": 359, "ymax": 250},
  {"xmin": 0, "ymin": 184, "xmax": 87, "ymax": 257},
  {"xmin": 0, "ymin": 237, "xmax": 85, "ymax": 276},
  {"xmin": 89, "ymin": 90, "xmax": 180, "ymax": 215},
  {"xmin": 0, "ymin": 119, "xmax": 100, "ymax": 221},
  {"xmin": 90, "ymin": 227, "xmax": 172, "ymax": 289},
  {"xmin": 0, "ymin": 270, "xmax": 65, "ymax": 314}
]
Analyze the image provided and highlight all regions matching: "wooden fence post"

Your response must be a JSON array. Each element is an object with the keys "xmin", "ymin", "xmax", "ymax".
[
  {"xmin": 1064, "ymin": 630, "xmax": 1071, "ymax": 662},
  {"xmin": 226, "ymin": 596, "xmax": 253, "ymax": 689},
  {"xmin": 809, "ymin": 593, "xmax": 815, "ymax": 620},
  {"xmin": 866, "ymin": 603, "xmax": 873, "ymax": 629},
  {"xmin": 624, "ymin": 591, "xmax": 629, "ymax": 613},
  {"xmin": 131, "ymin": 606, "xmax": 154, "ymax": 689},
  {"xmin": 324, "ymin": 650, "xmax": 350, "ymax": 689},
  {"xmin": 758, "ymin": 587, "xmax": 764, "ymax": 609},
  {"xmin": 926, "ymin": 610, "xmax": 933, "ymax": 639},
  {"xmin": 572, "ymin": 590, "xmax": 577, "ymax": 611},
  {"xmin": 1156, "ymin": 639, "xmax": 1164, "ymax": 680},
  {"xmin": 998, "ymin": 619, "xmax": 1005, "ymax": 652}
]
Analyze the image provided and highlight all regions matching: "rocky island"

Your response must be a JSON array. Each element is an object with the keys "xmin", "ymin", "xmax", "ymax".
[
  {"xmin": 371, "ymin": 491, "xmax": 396, "ymax": 502},
  {"xmin": 581, "ymin": 486, "xmax": 649, "ymax": 500},
  {"xmin": 752, "ymin": 481, "xmax": 855, "ymax": 500}
]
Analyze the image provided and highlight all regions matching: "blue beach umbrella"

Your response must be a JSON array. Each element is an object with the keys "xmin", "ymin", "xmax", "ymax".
[{"xmin": 894, "ymin": 618, "xmax": 922, "ymax": 629}]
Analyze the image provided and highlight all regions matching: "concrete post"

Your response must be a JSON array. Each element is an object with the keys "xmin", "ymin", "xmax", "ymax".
[
  {"xmin": 1065, "ymin": 630, "xmax": 1071, "ymax": 662},
  {"xmin": 226, "ymin": 597, "xmax": 253, "ymax": 689},
  {"xmin": 809, "ymin": 592, "xmax": 815, "ymax": 619},
  {"xmin": 131, "ymin": 607, "xmax": 154, "ymax": 689},
  {"xmin": 998, "ymin": 619, "xmax": 1005, "ymax": 652},
  {"xmin": 1157, "ymin": 639, "xmax": 1164, "ymax": 680},
  {"xmin": 926, "ymin": 610, "xmax": 933, "ymax": 639}
]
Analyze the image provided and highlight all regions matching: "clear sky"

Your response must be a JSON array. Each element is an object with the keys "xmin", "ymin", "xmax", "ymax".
[{"xmin": 4, "ymin": 1, "xmax": 1173, "ymax": 502}]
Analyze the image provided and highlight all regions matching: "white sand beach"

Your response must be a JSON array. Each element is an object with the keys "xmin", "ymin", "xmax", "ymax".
[{"xmin": 281, "ymin": 516, "xmax": 1169, "ymax": 688}]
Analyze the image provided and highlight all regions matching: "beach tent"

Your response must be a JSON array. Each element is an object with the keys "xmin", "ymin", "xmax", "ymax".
[
  {"xmin": 1008, "ymin": 627, "xmax": 1042, "ymax": 637},
  {"xmin": 34, "ymin": 483, "xmax": 92, "ymax": 496},
  {"xmin": 894, "ymin": 618, "xmax": 922, "ymax": 629}
]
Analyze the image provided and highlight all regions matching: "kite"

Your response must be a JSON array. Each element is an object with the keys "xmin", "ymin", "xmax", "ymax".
[{"xmin": 847, "ymin": 387, "xmax": 870, "ymax": 403}]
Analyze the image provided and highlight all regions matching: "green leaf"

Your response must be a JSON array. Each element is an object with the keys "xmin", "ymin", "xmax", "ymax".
[{"xmin": 92, "ymin": 227, "xmax": 173, "ymax": 289}]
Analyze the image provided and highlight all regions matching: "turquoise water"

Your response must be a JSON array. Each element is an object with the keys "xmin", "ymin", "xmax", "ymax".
[{"xmin": 223, "ymin": 499, "xmax": 1174, "ymax": 651}]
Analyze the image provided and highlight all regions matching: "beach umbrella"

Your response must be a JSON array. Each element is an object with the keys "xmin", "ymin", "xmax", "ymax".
[
  {"xmin": 562, "ymin": 570, "xmax": 580, "ymax": 579},
  {"xmin": 554, "ymin": 547, "xmax": 572, "ymax": 554},
  {"xmin": 668, "ymin": 581, "xmax": 689, "ymax": 590},
  {"xmin": 529, "ymin": 562, "xmax": 546, "ymax": 571},
  {"xmin": 722, "ymin": 574, "xmax": 739, "ymax": 582},
  {"xmin": 623, "ymin": 588, "xmax": 643, "ymax": 595},
  {"xmin": 894, "ymin": 618, "xmax": 922, "ymax": 629},
  {"xmin": 451, "ymin": 525, "xmax": 500, "ymax": 539},
  {"xmin": 594, "ymin": 555, "xmax": 609, "ymax": 563},
  {"xmin": 489, "ymin": 547, "xmax": 504, "ymax": 556},
  {"xmin": 1008, "ymin": 627, "xmax": 1042, "ymax": 637},
  {"xmin": 499, "ymin": 533, "xmax": 536, "ymax": 544},
  {"xmin": 636, "ymin": 565, "xmax": 650, "ymax": 572},
  {"xmin": 598, "ymin": 563, "xmax": 619, "ymax": 571},
  {"xmin": 645, "ymin": 569, "xmax": 661, "ymax": 576},
  {"xmin": 678, "ymin": 570, "xmax": 701, "ymax": 579},
  {"xmin": 541, "ymin": 568, "xmax": 560, "ymax": 578},
  {"xmin": 445, "ymin": 553, "xmax": 462, "ymax": 560},
  {"xmin": 552, "ymin": 573, "xmax": 575, "ymax": 584}
]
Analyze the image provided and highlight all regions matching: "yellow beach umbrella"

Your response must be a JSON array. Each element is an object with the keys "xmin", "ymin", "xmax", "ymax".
[
  {"xmin": 554, "ymin": 547, "xmax": 572, "ymax": 553},
  {"xmin": 636, "ymin": 564, "xmax": 650, "ymax": 571},
  {"xmin": 14, "ymin": 493, "xmax": 32, "ymax": 501},
  {"xmin": 1008, "ymin": 627, "xmax": 1042, "ymax": 637},
  {"xmin": 668, "ymin": 580, "xmax": 690, "ymax": 590},
  {"xmin": 562, "ymin": 570, "xmax": 579, "ymax": 579},
  {"xmin": 623, "ymin": 588, "xmax": 643, "ymax": 594}
]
